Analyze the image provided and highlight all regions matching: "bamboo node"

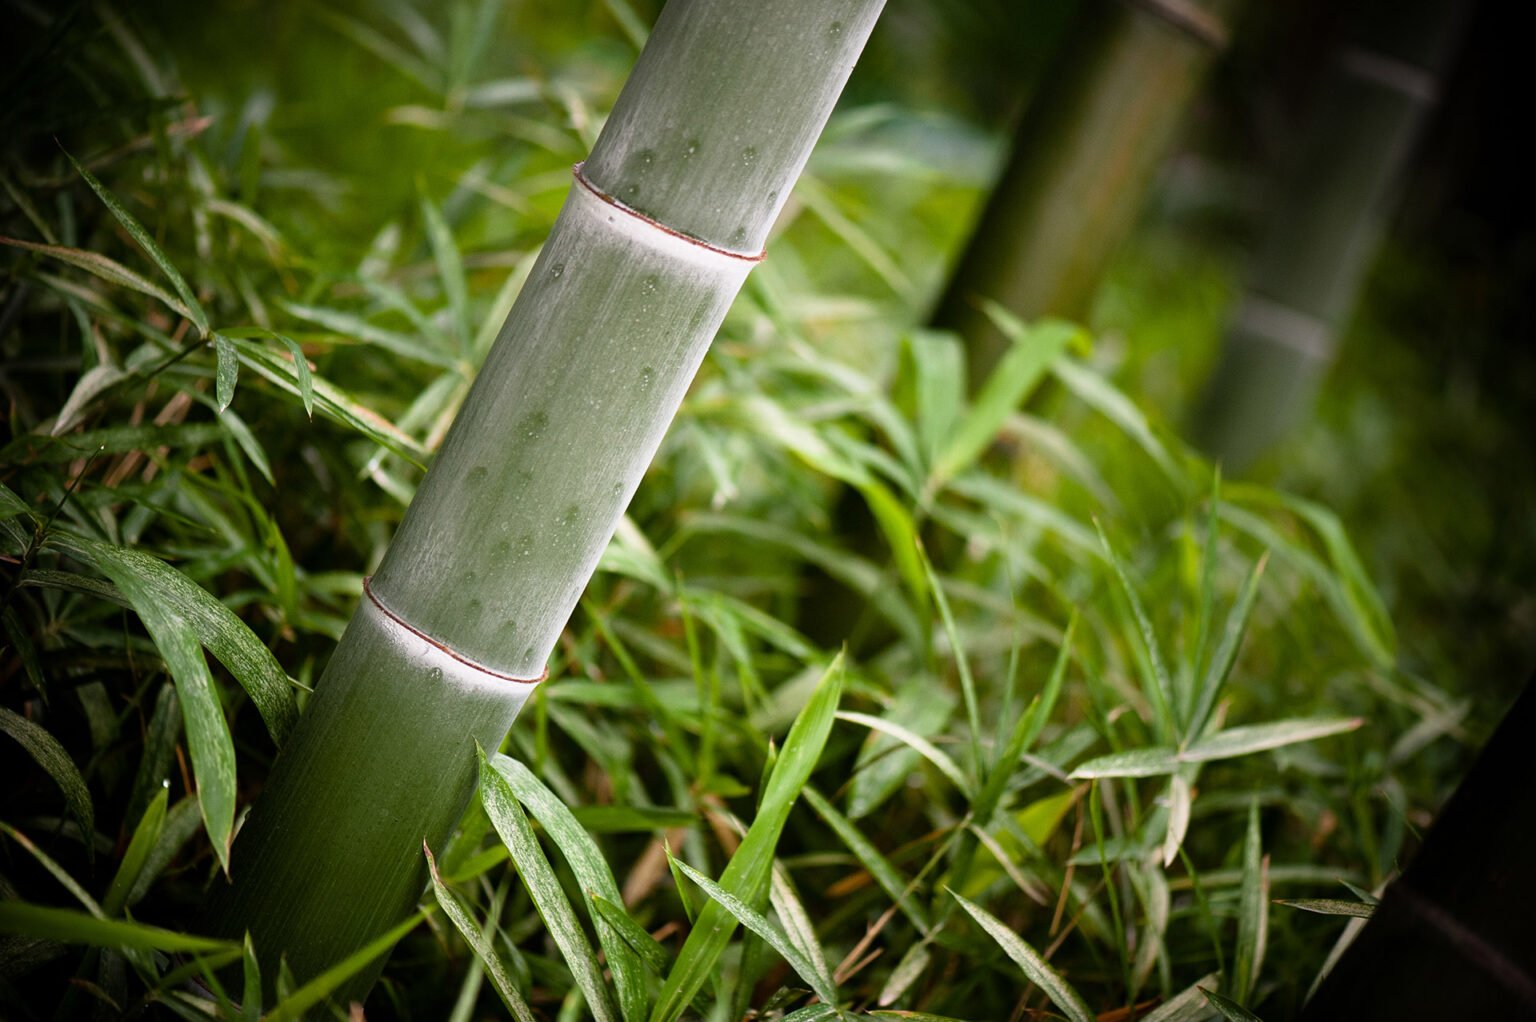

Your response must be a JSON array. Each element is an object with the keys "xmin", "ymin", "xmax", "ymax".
[
  {"xmin": 362, "ymin": 577, "xmax": 548, "ymax": 686},
  {"xmin": 572, "ymin": 162, "xmax": 767, "ymax": 263}
]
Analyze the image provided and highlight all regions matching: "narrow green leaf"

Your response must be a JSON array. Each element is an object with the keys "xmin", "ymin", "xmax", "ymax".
[
  {"xmin": 242, "ymin": 934, "xmax": 262, "ymax": 1022},
  {"xmin": 213, "ymin": 335, "xmax": 239, "ymax": 411},
  {"xmin": 154, "ymin": 615, "xmax": 236, "ymax": 872},
  {"xmin": 669, "ymin": 856, "xmax": 838, "ymax": 1007},
  {"xmin": 479, "ymin": 748, "xmax": 619, "ymax": 1022},
  {"xmin": 0, "ymin": 821, "xmax": 103, "ymax": 915},
  {"xmin": 1141, "ymin": 971, "xmax": 1222, "ymax": 1022},
  {"xmin": 591, "ymin": 895, "xmax": 672, "ymax": 975},
  {"xmin": 48, "ymin": 532, "xmax": 298, "ymax": 745},
  {"xmin": 265, "ymin": 912, "xmax": 423, "ymax": 1021},
  {"xmin": 420, "ymin": 195, "xmax": 470, "ymax": 352},
  {"xmin": 2, "ymin": 423, "xmax": 224, "ymax": 464},
  {"xmin": 221, "ymin": 334, "xmax": 425, "ymax": 463},
  {"xmin": 1069, "ymin": 747, "xmax": 1179, "ymax": 780},
  {"xmin": 949, "ymin": 889, "xmax": 1094, "ymax": 1022},
  {"xmin": 1188, "ymin": 554, "xmax": 1267, "ymax": 739},
  {"xmin": 1232, "ymin": 802, "xmax": 1266, "ymax": 1003},
  {"xmin": 426, "ymin": 844, "xmax": 538, "ymax": 1022},
  {"xmin": 1182, "ymin": 718, "xmax": 1363, "ymax": 763},
  {"xmin": 0, "ymin": 236, "xmax": 194, "ymax": 323},
  {"xmin": 65, "ymin": 151, "xmax": 208, "ymax": 336},
  {"xmin": 490, "ymin": 754, "xmax": 648, "ymax": 1022},
  {"xmin": 1274, "ymin": 899, "xmax": 1373, "ymax": 919},
  {"xmin": 1053, "ymin": 358, "xmax": 1184, "ymax": 487},
  {"xmin": 283, "ymin": 300, "xmax": 462, "ymax": 369},
  {"xmin": 650, "ymin": 654, "xmax": 845, "ymax": 1022},
  {"xmin": 975, "ymin": 614, "xmax": 1075, "ymax": 825},
  {"xmin": 1095, "ymin": 519, "xmax": 1178, "ymax": 741},
  {"xmin": 930, "ymin": 314, "xmax": 1079, "ymax": 487},
  {"xmin": 0, "ymin": 706, "xmax": 94, "ymax": 845},
  {"xmin": 1201, "ymin": 987, "xmax": 1265, "ymax": 1022},
  {"xmin": 876, "ymin": 942, "xmax": 932, "ymax": 1007},
  {"xmin": 102, "ymin": 788, "xmax": 167, "ymax": 917},
  {"xmin": 217, "ymin": 406, "xmax": 275, "ymax": 485},
  {"xmin": 836, "ymin": 710, "xmax": 972, "ymax": 796},
  {"xmin": 803, "ymin": 786, "xmax": 929, "ymax": 933},
  {"xmin": 0, "ymin": 901, "xmax": 232, "ymax": 953},
  {"xmin": 1162, "ymin": 774, "xmax": 1193, "ymax": 869}
]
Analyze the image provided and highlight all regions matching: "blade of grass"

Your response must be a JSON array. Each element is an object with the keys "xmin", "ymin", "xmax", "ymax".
[
  {"xmin": 836, "ymin": 710, "xmax": 972, "ymax": 797},
  {"xmin": 66, "ymin": 150, "xmax": 208, "ymax": 336},
  {"xmin": 490, "ymin": 754, "xmax": 648, "ymax": 1022},
  {"xmin": 1187, "ymin": 553, "xmax": 1267, "ymax": 741},
  {"xmin": 650, "ymin": 653, "xmax": 845, "ymax": 1022},
  {"xmin": 0, "ymin": 706, "xmax": 94, "ymax": 848},
  {"xmin": 1095, "ymin": 519, "xmax": 1178, "ymax": 742},
  {"xmin": 669, "ymin": 855, "xmax": 839, "ymax": 1008},
  {"xmin": 0, "ymin": 902, "xmax": 231, "ymax": 954},
  {"xmin": 1232, "ymin": 802, "xmax": 1267, "ymax": 1004},
  {"xmin": 478, "ymin": 747, "xmax": 620, "ymax": 1022},
  {"xmin": 948, "ymin": 889, "xmax": 1094, "ymax": 1022},
  {"xmin": 265, "ymin": 912, "xmax": 424, "ymax": 1021},
  {"xmin": 102, "ymin": 788, "xmax": 167, "ymax": 916},
  {"xmin": 802, "ymin": 786, "xmax": 930, "ymax": 933},
  {"xmin": 425, "ymin": 844, "xmax": 538, "ymax": 1022}
]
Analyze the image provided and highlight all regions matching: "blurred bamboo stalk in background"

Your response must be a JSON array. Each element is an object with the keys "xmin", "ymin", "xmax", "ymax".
[
  {"xmin": 935, "ymin": 0, "xmax": 1236, "ymax": 391},
  {"xmin": 1191, "ymin": 0, "xmax": 1470, "ymax": 471}
]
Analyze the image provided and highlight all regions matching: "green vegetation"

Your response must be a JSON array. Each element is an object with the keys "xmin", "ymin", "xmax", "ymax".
[{"xmin": 2, "ymin": 2, "xmax": 1527, "ymax": 1020}]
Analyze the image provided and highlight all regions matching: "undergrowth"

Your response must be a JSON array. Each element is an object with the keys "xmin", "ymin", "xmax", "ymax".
[{"xmin": 0, "ymin": 3, "xmax": 1498, "ymax": 1020}]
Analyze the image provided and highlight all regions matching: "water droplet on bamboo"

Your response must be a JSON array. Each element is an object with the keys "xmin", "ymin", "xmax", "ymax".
[
  {"xmin": 427, "ymin": 666, "xmax": 444, "ymax": 683},
  {"xmin": 550, "ymin": 262, "xmax": 565, "ymax": 279},
  {"xmin": 560, "ymin": 504, "xmax": 581, "ymax": 528},
  {"xmin": 740, "ymin": 146, "xmax": 758, "ymax": 167},
  {"xmin": 518, "ymin": 410, "xmax": 549, "ymax": 441},
  {"xmin": 523, "ymin": 645, "xmax": 536, "ymax": 662},
  {"xmin": 828, "ymin": 20, "xmax": 844, "ymax": 36},
  {"xmin": 467, "ymin": 465, "xmax": 489, "ymax": 485},
  {"xmin": 729, "ymin": 226, "xmax": 748, "ymax": 247},
  {"xmin": 639, "ymin": 366, "xmax": 655, "ymax": 389},
  {"xmin": 683, "ymin": 138, "xmax": 700, "ymax": 159},
  {"xmin": 640, "ymin": 275, "xmax": 660, "ymax": 296},
  {"xmin": 637, "ymin": 148, "xmax": 655, "ymax": 169},
  {"xmin": 517, "ymin": 533, "xmax": 535, "ymax": 558},
  {"xmin": 492, "ymin": 538, "xmax": 513, "ymax": 561}
]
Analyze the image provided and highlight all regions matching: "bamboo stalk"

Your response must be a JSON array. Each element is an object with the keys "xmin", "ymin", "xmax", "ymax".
[
  {"xmin": 934, "ymin": 0, "xmax": 1235, "ymax": 391},
  {"xmin": 1190, "ymin": 0, "xmax": 1468, "ymax": 471},
  {"xmin": 212, "ymin": 0, "xmax": 885, "ymax": 997}
]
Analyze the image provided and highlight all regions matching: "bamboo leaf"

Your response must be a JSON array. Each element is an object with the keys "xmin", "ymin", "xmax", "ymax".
[
  {"xmin": 0, "ymin": 821, "xmax": 103, "ymax": 915},
  {"xmin": 1274, "ymin": 899, "xmax": 1373, "ymax": 919},
  {"xmin": 265, "ymin": 912, "xmax": 424, "ymax": 1021},
  {"xmin": 0, "ymin": 706, "xmax": 94, "ymax": 847},
  {"xmin": 591, "ymin": 895, "xmax": 672, "ymax": 975},
  {"xmin": 148, "ymin": 611, "xmax": 236, "ymax": 873},
  {"xmin": 1201, "ymin": 987, "xmax": 1266, "ymax": 1022},
  {"xmin": 214, "ymin": 334, "xmax": 240, "ymax": 411},
  {"xmin": 66, "ymin": 150, "xmax": 208, "ymax": 336},
  {"xmin": 0, "ymin": 236, "xmax": 194, "ymax": 324},
  {"xmin": 836, "ymin": 710, "xmax": 973, "ymax": 796},
  {"xmin": 1232, "ymin": 802, "xmax": 1267, "ymax": 1004},
  {"xmin": 1182, "ymin": 718, "xmax": 1363, "ymax": 763},
  {"xmin": 1188, "ymin": 553, "xmax": 1267, "ymax": 739},
  {"xmin": 478, "ymin": 748, "xmax": 620, "ymax": 1022},
  {"xmin": 102, "ymin": 788, "xmax": 167, "ymax": 917},
  {"xmin": 930, "ymin": 313, "xmax": 1079, "ymax": 487},
  {"xmin": 650, "ymin": 653, "xmax": 845, "ymax": 1022},
  {"xmin": 1095, "ymin": 519, "xmax": 1178, "ymax": 741},
  {"xmin": 0, "ymin": 901, "xmax": 232, "ymax": 953},
  {"xmin": 671, "ymin": 855, "xmax": 839, "ymax": 1008},
  {"xmin": 490, "ymin": 754, "xmax": 648, "ymax": 1022},
  {"xmin": 975, "ymin": 614, "xmax": 1075, "ymax": 825},
  {"xmin": 283, "ymin": 300, "xmax": 462, "ymax": 370},
  {"xmin": 425, "ymin": 844, "xmax": 538, "ymax": 1022},
  {"xmin": 949, "ymin": 889, "xmax": 1094, "ymax": 1022},
  {"xmin": 1142, "ymin": 971, "xmax": 1222, "ymax": 1022},
  {"xmin": 1162, "ymin": 773, "xmax": 1193, "ymax": 869},
  {"xmin": 48, "ymin": 531, "xmax": 298, "ymax": 745},
  {"xmin": 802, "ymin": 786, "xmax": 929, "ymax": 933},
  {"xmin": 1069, "ymin": 746, "xmax": 1179, "ymax": 780},
  {"xmin": 1053, "ymin": 358, "xmax": 1184, "ymax": 487},
  {"xmin": 1072, "ymin": 718, "xmax": 1363, "ymax": 779}
]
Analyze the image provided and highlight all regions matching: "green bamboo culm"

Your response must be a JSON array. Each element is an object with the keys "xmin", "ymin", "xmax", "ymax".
[
  {"xmin": 934, "ymin": 0, "xmax": 1235, "ymax": 391},
  {"xmin": 1190, "ymin": 0, "xmax": 1468, "ymax": 471},
  {"xmin": 211, "ymin": 0, "xmax": 885, "ymax": 999}
]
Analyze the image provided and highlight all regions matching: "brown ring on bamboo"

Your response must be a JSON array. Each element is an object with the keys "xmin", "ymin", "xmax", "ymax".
[
  {"xmin": 1122, "ymin": 0, "xmax": 1229, "ymax": 50},
  {"xmin": 363, "ymin": 576, "xmax": 548, "ymax": 685},
  {"xmin": 572, "ymin": 162, "xmax": 767, "ymax": 263}
]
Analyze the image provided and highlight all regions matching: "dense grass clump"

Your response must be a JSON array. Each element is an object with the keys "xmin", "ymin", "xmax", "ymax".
[{"xmin": 2, "ymin": 3, "xmax": 1526, "ymax": 1020}]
